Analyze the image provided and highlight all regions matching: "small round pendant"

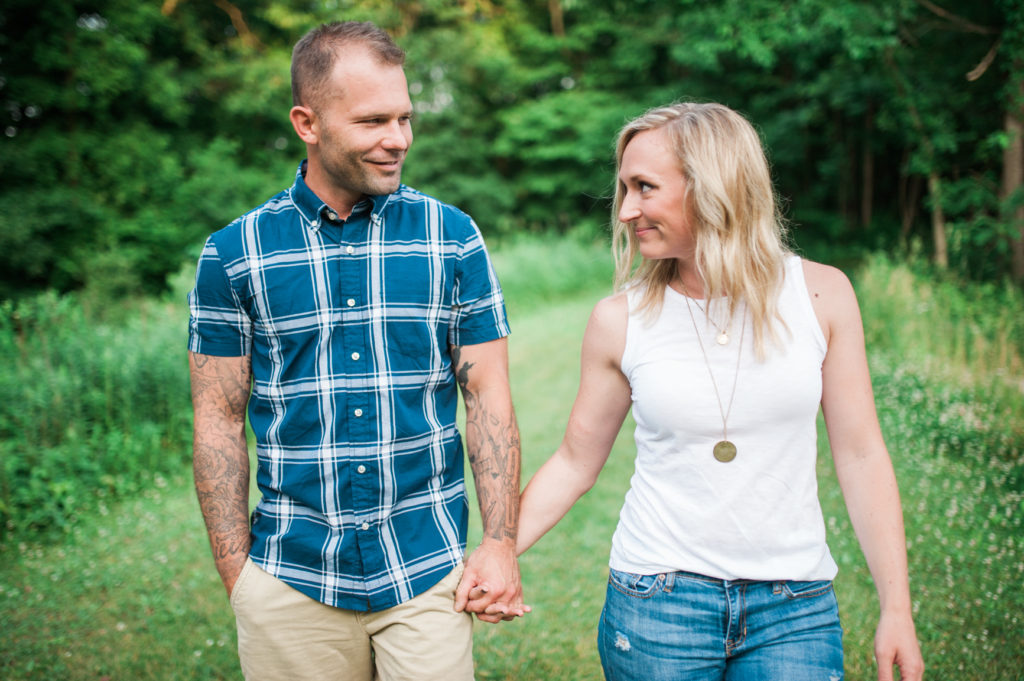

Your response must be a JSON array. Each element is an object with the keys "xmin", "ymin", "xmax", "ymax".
[
  {"xmin": 713, "ymin": 440, "xmax": 737, "ymax": 462},
  {"xmin": 716, "ymin": 331, "xmax": 729, "ymax": 345}
]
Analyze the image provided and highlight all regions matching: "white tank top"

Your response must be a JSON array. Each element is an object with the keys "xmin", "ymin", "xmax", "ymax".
[{"xmin": 611, "ymin": 256, "xmax": 838, "ymax": 581}]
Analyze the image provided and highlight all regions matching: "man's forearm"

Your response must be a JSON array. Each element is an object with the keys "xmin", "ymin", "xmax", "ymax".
[
  {"xmin": 452, "ymin": 344, "xmax": 520, "ymax": 543},
  {"xmin": 464, "ymin": 395, "xmax": 521, "ymax": 543},
  {"xmin": 194, "ymin": 432, "xmax": 251, "ymax": 592},
  {"xmin": 190, "ymin": 352, "xmax": 252, "ymax": 594}
]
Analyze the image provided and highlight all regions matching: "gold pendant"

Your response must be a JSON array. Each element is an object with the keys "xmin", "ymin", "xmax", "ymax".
[
  {"xmin": 713, "ymin": 440, "xmax": 737, "ymax": 462},
  {"xmin": 716, "ymin": 331, "xmax": 729, "ymax": 345}
]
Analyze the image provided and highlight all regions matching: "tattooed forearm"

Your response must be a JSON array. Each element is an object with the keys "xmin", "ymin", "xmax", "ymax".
[
  {"xmin": 453, "ymin": 344, "xmax": 521, "ymax": 544},
  {"xmin": 190, "ymin": 352, "xmax": 252, "ymax": 593}
]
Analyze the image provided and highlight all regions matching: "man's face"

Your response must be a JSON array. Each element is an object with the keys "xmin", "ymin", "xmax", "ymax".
[{"xmin": 312, "ymin": 48, "xmax": 413, "ymax": 202}]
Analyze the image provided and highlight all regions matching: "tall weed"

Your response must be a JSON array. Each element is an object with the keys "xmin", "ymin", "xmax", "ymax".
[
  {"xmin": 489, "ymin": 230, "xmax": 614, "ymax": 315},
  {"xmin": 855, "ymin": 252, "xmax": 1024, "ymax": 385},
  {"xmin": 0, "ymin": 292, "xmax": 191, "ymax": 542}
]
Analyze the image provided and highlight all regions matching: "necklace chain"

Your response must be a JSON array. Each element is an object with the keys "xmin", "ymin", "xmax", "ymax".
[
  {"xmin": 681, "ymin": 287, "xmax": 745, "ymax": 461},
  {"xmin": 681, "ymin": 284, "xmax": 730, "ymax": 345}
]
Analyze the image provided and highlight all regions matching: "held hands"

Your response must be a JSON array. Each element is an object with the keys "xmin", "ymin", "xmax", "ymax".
[{"xmin": 454, "ymin": 538, "xmax": 531, "ymax": 623}]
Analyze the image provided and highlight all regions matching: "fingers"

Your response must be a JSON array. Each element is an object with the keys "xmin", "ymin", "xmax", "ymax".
[{"xmin": 453, "ymin": 575, "xmax": 481, "ymax": 613}]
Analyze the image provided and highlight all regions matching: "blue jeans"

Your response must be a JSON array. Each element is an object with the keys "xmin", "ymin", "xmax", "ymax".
[{"xmin": 598, "ymin": 568, "xmax": 844, "ymax": 681}]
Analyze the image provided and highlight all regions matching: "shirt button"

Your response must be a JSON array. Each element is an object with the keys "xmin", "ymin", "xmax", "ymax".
[
  {"xmin": 347, "ymin": 298, "xmax": 356, "ymax": 307},
  {"xmin": 327, "ymin": 211, "xmax": 338, "ymax": 221},
  {"xmin": 354, "ymin": 408, "xmax": 363, "ymax": 417},
  {"xmin": 346, "ymin": 245, "xmax": 355, "ymax": 255},
  {"xmin": 351, "ymin": 352, "xmax": 360, "ymax": 360},
  {"xmin": 357, "ymin": 465, "xmax": 366, "ymax": 474},
  {"xmin": 361, "ymin": 522, "xmax": 370, "ymax": 531}
]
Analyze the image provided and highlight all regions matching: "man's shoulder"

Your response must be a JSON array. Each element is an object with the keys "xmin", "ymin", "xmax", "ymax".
[
  {"xmin": 206, "ymin": 186, "xmax": 298, "ymax": 251},
  {"xmin": 387, "ymin": 185, "xmax": 474, "ymax": 225}
]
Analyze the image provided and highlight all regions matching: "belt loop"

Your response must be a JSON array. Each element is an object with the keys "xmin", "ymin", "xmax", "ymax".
[{"xmin": 663, "ymin": 571, "xmax": 675, "ymax": 593}]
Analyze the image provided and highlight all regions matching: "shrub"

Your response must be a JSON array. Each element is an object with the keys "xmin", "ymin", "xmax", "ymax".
[{"xmin": 0, "ymin": 292, "xmax": 192, "ymax": 542}]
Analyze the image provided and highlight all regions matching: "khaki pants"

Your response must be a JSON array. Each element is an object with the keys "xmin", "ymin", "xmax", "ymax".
[{"xmin": 230, "ymin": 559, "xmax": 474, "ymax": 681}]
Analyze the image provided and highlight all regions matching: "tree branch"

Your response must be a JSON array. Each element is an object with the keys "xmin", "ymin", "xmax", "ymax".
[
  {"xmin": 213, "ymin": 0, "xmax": 263, "ymax": 49},
  {"xmin": 915, "ymin": 0, "xmax": 998, "ymax": 35},
  {"xmin": 967, "ymin": 38, "xmax": 1003, "ymax": 81}
]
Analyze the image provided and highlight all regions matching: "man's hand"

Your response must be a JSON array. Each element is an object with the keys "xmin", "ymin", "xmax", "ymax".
[{"xmin": 454, "ymin": 538, "xmax": 529, "ymax": 622}]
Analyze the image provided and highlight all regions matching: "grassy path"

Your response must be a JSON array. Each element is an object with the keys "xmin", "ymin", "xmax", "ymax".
[{"xmin": 2, "ymin": 288, "xmax": 1022, "ymax": 680}]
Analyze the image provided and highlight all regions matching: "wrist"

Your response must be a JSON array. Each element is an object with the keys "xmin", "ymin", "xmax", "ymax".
[{"xmin": 477, "ymin": 535, "xmax": 517, "ymax": 552}]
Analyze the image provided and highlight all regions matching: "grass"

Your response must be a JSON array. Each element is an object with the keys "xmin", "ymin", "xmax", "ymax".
[{"xmin": 1, "ymin": 244, "xmax": 1022, "ymax": 679}]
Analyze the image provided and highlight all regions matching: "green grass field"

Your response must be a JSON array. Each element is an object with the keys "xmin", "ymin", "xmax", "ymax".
[{"xmin": 2, "ymin": 251, "xmax": 1022, "ymax": 679}]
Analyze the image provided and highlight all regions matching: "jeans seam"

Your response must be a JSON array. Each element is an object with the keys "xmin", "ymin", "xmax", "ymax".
[
  {"xmin": 782, "ymin": 581, "xmax": 834, "ymax": 600},
  {"xmin": 607, "ymin": 571, "xmax": 662, "ymax": 600}
]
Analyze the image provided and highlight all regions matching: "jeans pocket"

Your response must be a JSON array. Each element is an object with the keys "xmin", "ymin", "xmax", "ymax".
[
  {"xmin": 779, "ymin": 579, "xmax": 834, "ymax": 599},
  {"xmin": 608, "ymin": 568, "xmax": 663, "ymax": 598}
]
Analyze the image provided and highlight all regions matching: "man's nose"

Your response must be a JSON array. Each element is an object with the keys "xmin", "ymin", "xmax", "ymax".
[{"xmin": 381, "ymin": 120, "xmax": 410, "ymax": 151}]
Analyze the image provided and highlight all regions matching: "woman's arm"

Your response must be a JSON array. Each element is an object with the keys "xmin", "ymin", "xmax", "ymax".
[
  {"xmin": 516, "ymin": 294, "xmax": 634, "ymax": 555},
  {"xmin": 805, "ymin": 261, "xmax": 924, "ymax": 681}
]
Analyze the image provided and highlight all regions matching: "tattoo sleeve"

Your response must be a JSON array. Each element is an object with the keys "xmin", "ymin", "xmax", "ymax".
[
  {"xmin": 189, "ymin": 352, "xmax": 253, "ymax": 592},
  {"xmin": 451, "ymin": 344, "xmax": 521, "ymax": 543}
]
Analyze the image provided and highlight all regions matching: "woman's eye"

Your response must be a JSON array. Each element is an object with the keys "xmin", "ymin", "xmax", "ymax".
[{"xmin": 639, "ymin": 182, "xmax": 654, "ymax": 193}]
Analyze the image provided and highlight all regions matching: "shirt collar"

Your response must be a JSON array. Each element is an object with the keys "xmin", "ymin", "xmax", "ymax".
[{"xmin": 289, "ymin": 161, "xmax": 396, "ymax": 232}]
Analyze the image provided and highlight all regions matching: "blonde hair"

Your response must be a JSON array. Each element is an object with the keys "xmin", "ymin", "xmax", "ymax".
[{"xmin": 611, "ymin": 102, "xmax": 790, "ymax": 358}]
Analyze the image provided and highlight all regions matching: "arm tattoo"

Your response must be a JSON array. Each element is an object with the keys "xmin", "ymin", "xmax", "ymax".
[
  {"xmin": 452, "ymin": 345, "xmax": 520, "ymax": 543},
  {"xmin": 190, "ymin": 353, "xmax": 253, "ymax": 584},
  {"xmin": 451, "ymin": 345, "xmax": 477, "ymax": 407}
]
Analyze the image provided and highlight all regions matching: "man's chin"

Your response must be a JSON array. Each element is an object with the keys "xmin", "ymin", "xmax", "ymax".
[{"xmin": 370, "ymin": 175, "xmax": 403, "ymax": 196}]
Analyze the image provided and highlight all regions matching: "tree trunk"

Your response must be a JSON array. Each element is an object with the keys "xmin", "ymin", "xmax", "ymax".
[
  {"xmin": 928, "ymin": 172, "xmax": 948, "ymax": 267},
  {"xmin": 1004, "ymin": 98, "xmax": 1024, "ymax": 283},
  {"xmin": 861, "ymin": 105, "xmax": 875, "ymax": 230},
  {"xmin": 549, "ymin": 0, "xmax": 565, "ymax": 37},
  {"xmin": 899, "ymin": 150, "xmax": 922, "ymax": 242}
]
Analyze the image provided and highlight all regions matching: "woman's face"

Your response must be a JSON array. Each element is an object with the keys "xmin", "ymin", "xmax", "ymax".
[{"xmin": 617, "ymin": 127, "xmax": 694, "ymax": 262}]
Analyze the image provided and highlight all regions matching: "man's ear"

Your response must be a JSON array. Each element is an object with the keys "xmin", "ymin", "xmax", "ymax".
[{"xmin": 289, "ymin": 105, "xmax": 319, "ymax": 144}]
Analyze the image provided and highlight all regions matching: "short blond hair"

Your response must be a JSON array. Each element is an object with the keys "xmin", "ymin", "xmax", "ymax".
[
  {"xmin": 291, "ymin": 21, "xmax": 405, "ymax": 111},
  {"xmin": 611, "ymin": 102, "xmax": 790, "ymax": 358}
]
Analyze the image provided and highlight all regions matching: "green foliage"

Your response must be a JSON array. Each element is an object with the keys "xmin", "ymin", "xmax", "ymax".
[
  {"xmin": 0, "ymin": 0, "xmax": 295, "ymax": 297},
  {"xmin": 0, "ymin": 291, "xmax": 192, "ymax": 542},
  {"xmin": 489, "ymin": 229, "xmax": 615, "ymax": 315},
  {"xmin": 856, "ymin": 252, "xmax": 1024, "ymax": 381},
  {"xmin": 3, "ymin": 0, "xmax": 1023, "ymax": 297}
]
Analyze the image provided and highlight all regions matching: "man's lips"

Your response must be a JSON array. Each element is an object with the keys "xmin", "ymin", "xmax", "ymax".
[{"xmin": 368, "ymin": 156, "xmax": 404, "ymax": 171}]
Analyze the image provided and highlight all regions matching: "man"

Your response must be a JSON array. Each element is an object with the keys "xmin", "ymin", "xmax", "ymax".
[{"xmin": 188, "ymin": 21, "xmax": 523, "ymax": 681}]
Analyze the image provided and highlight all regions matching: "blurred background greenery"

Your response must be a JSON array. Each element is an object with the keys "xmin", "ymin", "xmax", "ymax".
[
  {"xmin": 1, "ymin": 1, "xmax": 1023, "ymax": 679},
  {"xmin": 2, "ymin": 0, "xmax": 1024, "ymax": 299}
]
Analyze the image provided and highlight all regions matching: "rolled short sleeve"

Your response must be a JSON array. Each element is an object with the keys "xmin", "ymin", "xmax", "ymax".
[
  {"xmin": 187, "ymin": 236, "xmax": 252, "ymax": 357},
  {"xmin": 448, "ymin": 218, "xmax": 509, "ymax": 347}
]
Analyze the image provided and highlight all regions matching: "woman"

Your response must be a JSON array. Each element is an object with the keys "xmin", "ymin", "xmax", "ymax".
[{"xmin": 515, "ymin": 103, "xmax": 923, "ymax": 681}]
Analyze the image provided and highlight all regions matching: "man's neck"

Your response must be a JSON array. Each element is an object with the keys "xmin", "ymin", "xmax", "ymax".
[{"xmin": 303, "ymin": 161, "xmax": 362, "ymax": 221}]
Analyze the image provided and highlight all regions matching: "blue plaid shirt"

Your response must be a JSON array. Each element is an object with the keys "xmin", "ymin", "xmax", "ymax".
[{"xmin": 188, "ymin": 164, "xmax": 509, "ymax": 611}]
